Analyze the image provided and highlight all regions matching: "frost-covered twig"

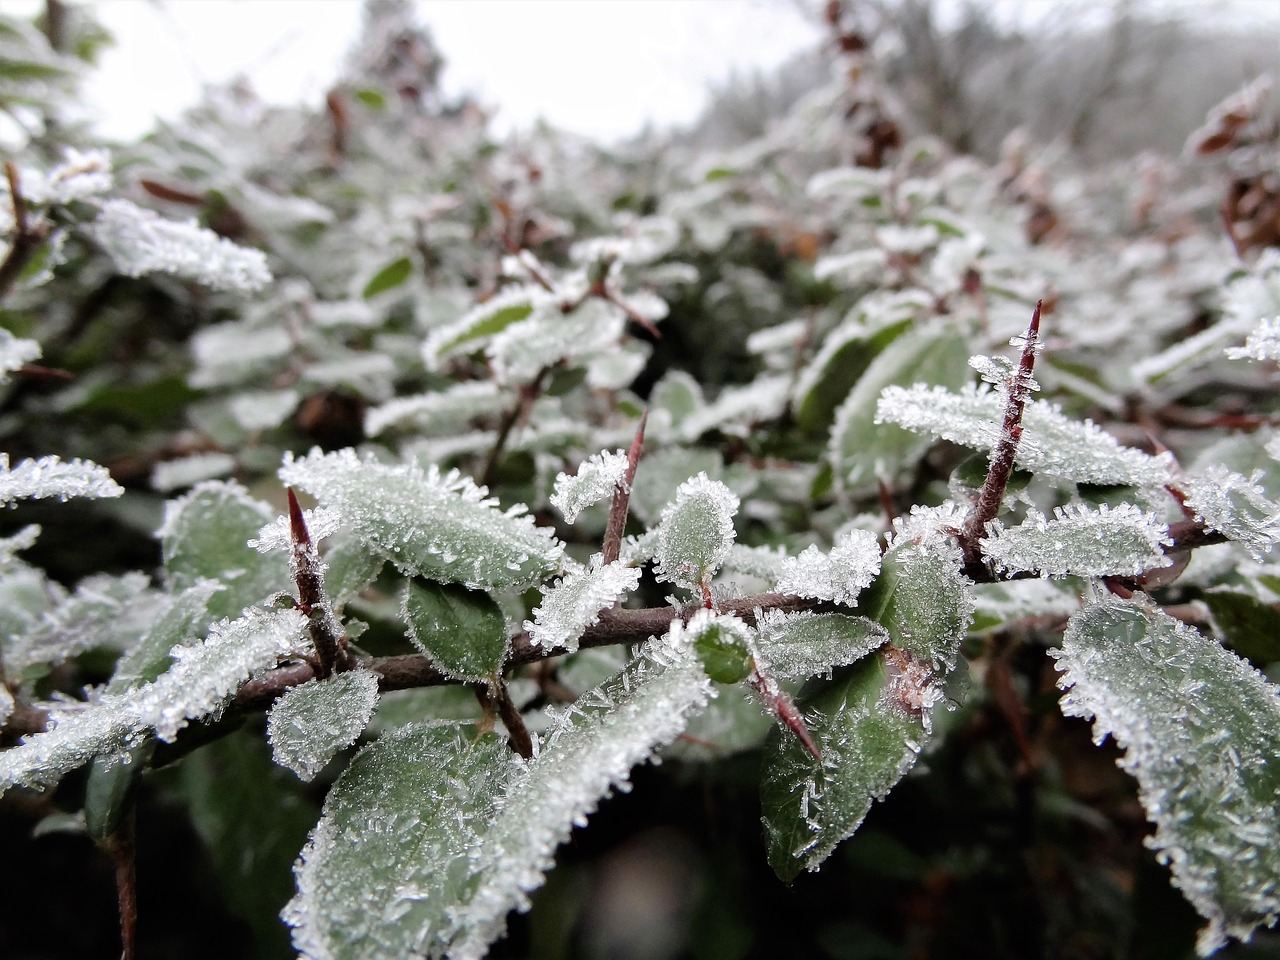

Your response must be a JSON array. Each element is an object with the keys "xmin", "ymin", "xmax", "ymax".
[
  {"xmin": 287, "ymin": 488, "xmax": 351, "ymax": 678},
  {"xmin": 480, "ymin": 364, "xmax": 554, "ymax": 488},
  {"xmin": 601, "ymin": 410, "xmax": 647, "ymax": 565},
  {"xmin": 0, "ymin": 163, "xmax": 50, "ymax": 300}
]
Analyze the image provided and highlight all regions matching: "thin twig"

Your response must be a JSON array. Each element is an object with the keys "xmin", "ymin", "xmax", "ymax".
[
  {"xmin": 0, "ymin": 162, "xmax": 50, "ymax": 301},
  {"xmin": 108, "ymin": 809, "xmax": 138, "ymax": 960},
  {"xmin": 959, "ymin": 300, "xmax": 1042, "ymax": 566},
  {"xmin": 601, "ymin": 410, "xmax": 647, "ymax": 565},
  {"xmin": 288, "ymin": 488, "xmax": 351, "ymax": 677},
  {"xmin": 481, "ymin": 366, "xmax": 553, "ymax": 488}
]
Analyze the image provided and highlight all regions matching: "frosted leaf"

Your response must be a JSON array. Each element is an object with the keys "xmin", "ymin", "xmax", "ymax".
[
  {"xmin": 814, "ymin": 249, "xmax": 887, "ymax": 284},
  {"xmin": 776, "ymin": 529, "xmax": 882, "ymax": 606},
  {"xmin": 525, "ymin": 557, "xmax": 641, "ymax": 653},
  {"xmin": 753, "ymin": 608, "xmax": 890, "ymax": 681},
  {"xmin": 108, "ymin": 580, "xmax": 223, "ymax": 692},
  {"xmin": 968, "ymin": 354, "xmax": 1040, "ymax": 394},
  {"xmin": 806, "ymin": 166, "xmax": 888, "ymax": 202},
  {"xmin": 365, "ymin": 382, "xmax": 504, "ymax": 438},
  {"xmin": 627, "ymin": 447, "xmax": 721, "ymax": 524},
  {"xmin": 875, "ymin": 383, "xmax": 1174, "ymax": 487},
  {"xmin": 0, "ymin": 454, "xmax": 123, "ymax": 504},
  {"xmin": 861, "ymin": 540, "xmax": 973, "ymax": 672},
  {"xmin": 1052, "ymin": 595, "xmax": 1280, "ymax": 955},
  {"xmin": 402, "ymin": 579, "xmax": 508, "ymax": 682},
  {"xmin": 0, "ymin": 524, "xmax": 40, "ymax": 567},
  {"xmin": 760, "ymin": 652, "xmax": 936, "ymax": 880},
  {"xmin": 150, "ymin": 452, "xmax": 237, "ymax": 492},
  {"xmin": 1183, "ymin": 466, "xmax": 1280, "ymax": 561},
  {"xmin": 229, "ymin": 389, "xmax": 300, "ymax": 431},
  {"xmin": 981, "ymin": 503, "xmax": 1173, "ymax": 578},
  {"xmin": 889, "ymin": 501, "xmax": 970, "ymax": 548},
  {"xmin": 5, "ymin": 571, "xmax": 157, "ymax": 671},
  {"xmin": 285, "ymin": 645, "xmax": 710, "ymax": 960},
  {"xmin": 267, "ymin": 670, "xmax": 380, "ymax": 781},
  {"xmin": 90, "ymin": 199, "xmax": 271, "ymax": 293},
  {"xmin": 970, "ymin": 579, "xmax": 1081, "ymax": 632},
  {"xmin": 0, "ymin": 608, "xmax": 306, "ymax": 795},
  {"xmin": 791, "ymin": 317, "xmax": 913, "ymax": 431},
  {"xmin": 17, "ymin": 148, "xmax": 112, "ymax": 205},
  {"xmin": 680, "ymin": 375, "xmax": 791, "ymax": 441},
  {"xmin": 664, "ymin": 608, "xmax": 755, "ymax": 683},
  {"xmin": 280, "ymin": 448, "xmax": 563, "ymax": 590},
  {"xmin": 721, "ymin": 543, "xmax": 789, "ymax": 583},
  {"xmin": 876, "ymin": 223, "xmax": 939, "ymax": 255},
  {"xmin": 249, "ymin": 507, "xmax": 342, "ymax": 554},
  {"xmin": 489, "ymin": 298, "xmax": 625, "ymax": 384},
  {"xmin": 188, "ymin": 322, "xmax": 292, "ymax": 389},
  {"xmin": 422, "ymin": 285, "xmax": 551, "ymax": 367},
  {"xmin": 653, "ymin": 473, "xmax": 740, "ymax": 589},
  {"xmin": 0, "ymin": 329, "xmax": 41, "ymax": 383},
  {"xmin": 585, "ymin": 342, "xmax": 649, "ymax": 390},
  {"xmin": 0, "ymin": 686, "xmax": 12, "ymax": 728},
  {"xmin": 1226, "ymin": 316, "xmax": 1280, "ymax": 362},
  {"xmin": 549, "ymin": 450, "xmax": 629, "ymax": 523}
]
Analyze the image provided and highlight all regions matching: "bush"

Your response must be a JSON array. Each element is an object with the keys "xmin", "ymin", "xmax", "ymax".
[{"xmin": 3, "ymin": 3, "xmax": 1280, "ymax": 958}]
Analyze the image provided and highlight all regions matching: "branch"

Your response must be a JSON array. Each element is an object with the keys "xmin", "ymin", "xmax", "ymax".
[
  {"xmin": 0, "ymin": 162, "xmax": 51, "ymax": 301},
  {"xmin": 601, "ymin": 410, "xmax": 647, "ymax": 565},
  {"xmin": 480, "ymin": 365, "xmax": 553, "ymax": 488}
]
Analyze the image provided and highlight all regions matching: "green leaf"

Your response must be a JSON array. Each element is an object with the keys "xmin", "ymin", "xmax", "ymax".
[
  {"xmin": 860, "ymin": 540, "xmax": 973, "ymax": 671},
  {"xmin": 362, "ymin": 256, "xmax": 413, "ymax": 299},
  {"xmin": 160, "ymin": 481, "xmax": 283, "ymax": 621},
  {"xmin": 180, "ymin": 728, "xmax": 320, "ymax": 958},
  {"xmin": 760, "ymin": 654, "xmax": 929, "ymax": 881},
  {"xmin": 653, "ymin": 472, "xmax": 740, "ymax": 590},
  {"xmin": 1052, "ymin": 595, "xmax": 1280, "ymax": 954},
  {"xmin": 793, "ymin": 317, "xmax": 911, "ymax": 432},
  {"xmin": 753, "ymin": 609, "xmax": 889, "ymax": 681},
  {"xmin": 1203, "ymin": 591, "xmax": 1280, "ymax": 665},
  {"xmin": 425, "ymin": 288, "xmax": 541, "ymax": 362},
  {"xmin": 402, "ymin": 577, "xmax": 509, "ymax": 681},
  {"xmin": 281, "ymin": 449, "xmax": 563, "ymax": 590},
  {"xmin": 353, "ymin": 88, "xmax": 386, "ymax": 109},
  {"xmin": 829, "ymin": 325, "xmax": 971, "ymax": 493}
]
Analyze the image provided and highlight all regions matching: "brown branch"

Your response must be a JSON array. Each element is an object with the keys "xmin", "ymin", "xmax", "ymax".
[
  {"xmin": 0, "ymin": 162, "xmax": 51, "ymax": 300},
  {"xmin": 106, "ymin": 809, "xmax": 138, "ymax": 960},
  {"xmin": 601, "ymin": 410, "xmax": 647, "ymax": 565},
  {"xmin": 959, "ymin": 300, "xmax": 1042, "ymax": 566},
  {"xmin": 481, "ymin": 365, "xmax": 553, "ymax": 488},
  {"xmin": 287, "ymin": 488, "xmax": 352, "ymax": 677}
]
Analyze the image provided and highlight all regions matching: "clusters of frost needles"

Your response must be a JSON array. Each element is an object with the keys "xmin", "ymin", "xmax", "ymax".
[
  {"xmin": 525, "ymin": 556, "xmax": 641, "ymax": 653},
  {"xmin": 1183, "ymin": 466, "xmax": 1280, "ymax": 561},
  {"xmin": 0, "ymin": 330, "xmax": 40, "ymax": 382},
  {"xmin": 653, "ymin": 472, "xmax": 740, "ymax": 589},
  {"xmin": 90, "ymin": 198, "xmax": 271, "ymax": 293},
  {"xmin": 250, "ymin": 506, "xmax": 342, "ymax": 554},
  {"xmin": 267, "ymin": 670, "xmax": 381, "ymax": 781},
  {"xmin": 11, "ymin": 147, "xmax": 112, "ymax": 208},
  {"xmin": 549, "ymin": 449, "xmax": 630, "ymax": 523},
  {"xmin": 1226, "ymin": 316, "xmax": 1280, "ymax": 362},
  {"xmin": 364, "ymin": 381, "xmax": 504, "ymax": 439},
  {"xmin": 753, "ymin": 608, "xmax": 889, "ymax": 681},
  {"xmin": 776, "ymin": 528, "xmax": 882, "ymax": 606},
  {"xmin": 980, "ymin": 503, "xmax": 1173, "ymax": 578},
  {"xmin": 0, "ymin": 453, "xmax": 123, "ymax": 505}
]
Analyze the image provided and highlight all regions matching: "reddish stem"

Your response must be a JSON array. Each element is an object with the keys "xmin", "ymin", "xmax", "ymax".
[
  {"xmin": 601, "ymin": 409, "xmax": 647, "ymax": 565},
  {"xmin": 287, "ymin": 488, "xmax": 350, "ymax": 677}
]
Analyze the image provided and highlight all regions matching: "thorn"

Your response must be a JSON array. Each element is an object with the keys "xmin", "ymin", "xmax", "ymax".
[
  {"xmin": 602, "ymin": 409, "xmax": 648, "ymax": 565},
  {"xmin": 287, "ymin": 487, "xmax": 310, "ymax": 550},
  {"xmin": 752, "ymin": 667, "xmax": 822, "ymax": 762}
]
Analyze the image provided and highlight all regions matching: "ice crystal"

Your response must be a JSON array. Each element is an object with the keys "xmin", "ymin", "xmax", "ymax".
[
  {"xmin": 0, "ymin": 454, "xmax": 123, "ymax": 505},
  {"xmin": 776, "ymin": 529, "xmax": 882, "ymax": 606},
  {"xmin": 249, "ymin": 507, "xmax": 342, "ymax": 554},
  {"xmin": 0, "ymin": 608, "xmax": 306, "ymax": 795},
  {"xmin": 653, "ymin": 472, "xmax": 740, "ymax": 589},
  {"xmin": 875, "ymin": 383, "xmax": 1174, "ymax": 487},
  {"xmin": 90, "ymin": 199, "xmax": 271, "ymax": 293},
  {"xmin": 364, "ymin": 382, "xmax": 504, "ymax": 438},
  {"xmin": 1226, "ymin": 316, "xmax": 1280, "ymax": 362},
  {"xmin": 150, "ymin": 452, "xmax": 237, "ymax": 492},
  {"xmin": 1184, "ymin": 466, "xmax": 1280, "ymax": 561},
  {"xmin": 0, "ymin": 329, "xmax": 40, "ymax": 382},
  {"xmin": 5, "ymin": 572, "xmax": 157, "ymax": 671},
  {"xmin": 17, "ymin": 148, "xmax": 112, "ymax": 206},
  {"xmin": 267, "ymin": 670, "xmax": 380, "ymax": 781},
  {"xmin": 280, "ymin": 448, "xmax": 563, "ymax": 589},
  {"xmin": 549, "ymin": 450, "xmax": 629, "ymax": 523},
  {"xmin": 1052, "ymin": 595, "xmax": 1280, "ymax": 955},
  {"xmin": 0, "ymin": 524, "xmax": 40, "ymax": 567},
  {"xmin": 753, "ymin": 609, "xmax": 889, "ymax": 681},
  {"xmin": 525, "ymin": 557, "xmax": 640, "ymax": 653},
  {"xmin": 981, "ymin": 503, "xmax": 1173, "ymax": 578},
  {"xmin": 968, "ymin": 353, "xmax": 1040, "ymax": 394}
]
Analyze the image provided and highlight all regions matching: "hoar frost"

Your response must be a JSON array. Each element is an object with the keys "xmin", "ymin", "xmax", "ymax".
[
  {"xmin": 525, "ymin": 557, "xmax": 641, "ymax": 653},
  {"xmin": 776, "ymin": 529, "xmax": 882, "ymax": 606},
  {"xmin": 267, "ymin": 670, "xmax": 381, "ymax": 781},
  {"xmin": 550, "ymin": 450, "xmax": 630, "ymax": 523},
  {"xmin": 980, "ymin": 503, "xmax": 1173, "ymax": 578},
  {"xmin": 0, "ymin": 454, "xmax": 123, "ymax": 505},
  {"xmin": 1183, "ymin": 466, "xmax": 1280, "ymax": 560},
  {"xmin": 653, "ymin": 473, "xmax": 740, "ymax": 589}
]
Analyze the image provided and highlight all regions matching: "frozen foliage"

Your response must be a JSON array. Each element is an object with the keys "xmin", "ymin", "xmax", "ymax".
[
  {"xmin": 250, "ymin": 507, "xmax": 342, "ymax": 554},
  {"xmin": 4, "ymin": 572, "xmax": 156, "ymax": 671},
  {"xmin": 525, "ymin": 557, "xmax": 641, "ymax": 653},
  {"xmin": 365, "ymin": 382, "xmax": 504, "ymax": 438},
  {"xmin": 753, "ymin": 609, "xmax": 889, "ymax": 681},
  {"xmin": 422, "ymin": 286, "xmax": 551, "ymax": 367},
  {"xmin": 267, "ymin": 670, "xmax": 380, "ymax": 781},
  {"xmin": 0, "ymin": 454, "xmax": 123, "ymax": 505},
  {"xmin": 549, "ymin": 450, "xmax": 630, "ymax": 523},
  {"xmin": 402, "ymin": 579, "xmax": 508, "ymax": 682},
  {"xmin": 228, "ymin": 389, "xmax": 300, "ymax": 431},
  {"xmin": 0, "ymin": 329, "xmax": 40, "ymax": 382},
  {"xmin": 489, "ymin": 299, "xmax": 626, "ymax": 384},
  {"xmin": 0, "ymin": 608, "xmax": 306, "ymax": 795},
  {"xmin": 876, "ymin": 383, "xmax": 1174, "ymax": 487},
  {"xmin": 981, "ymin": 504, "xmax": 1173, "ymax": 578},
  {"xmin": 1226, "ymin": 316, "xmax": 1280, "ymax": 362},
  {"xmin": 654, "ymin": 473, "xmax": 740, "ymax": 589},
  {"xmin": 0, "ymin": 523, "xmax": 40, "ymax": 567},
  {"xmin": 1184, "ymin": 466, "xmax": 1280, "ymax": 560},
  {"xmin": 1052, "ymin": 596, "xmax": 1280, "ymax": 955},
  {"xmin": 280, "ymin": 448, "xmax": 563, "ymax": 589},
  {"xmin": 865, "ymin": 540, "xmax": 973, "ymax": 672},
  {"xmin": 90, "ymin": 199, "xmax": 271, "ymax": 293},
  {"xmin": 150, "ymin": 452, "xmax": 237, "ymax": 492},
  {"xmin": 285, "ymin": 644, "xmax": 710, "ymax": 960},
  {"xmin": 15, "ymin": 147, "xmax": 112, "ymax": 206},
  {"xmin": 776, "ymin": 529, "xmax": 882, "ymax": 606}
]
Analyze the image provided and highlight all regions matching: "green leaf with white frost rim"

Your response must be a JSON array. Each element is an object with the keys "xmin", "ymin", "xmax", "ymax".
[
  {"xmin": 654, "ymin": 472, "xmax": 739, "ymax": 589},
  {"xmin": 160, "ymin": 480, "xmax": 283, "ymax": 622},
  {"xmin": 753, "ymin": 609, "xmax": 889, "ymax": 681},
  {"xmin": 267, "ymin": 670, "xmax": 380, "ymax": 781},
  {"xmin": 403, "ymin": 578, "xmax": 508, "ymax": 681},
  {"xmin": 280, "ymin": 448, "xmax": 562, "ymax": 590},
  {"xmin": 829, "ymin": 325, "xmax": 970, "ymax": 493},
  {"xmin": 860, "ymin": 540, "xmax": 973, "ymax": 672},
  {"xmin": 980, "ymin": 503, "xmax": 1172, "ymax": 578},
  {"xmin": 423, "ymin": 286, "xmax": 544, "ymax": 365},
  {"xmin": 550, "ymin": 449, "xmax": 629, "ymax": 523},
  {"xmin": 760, "ymin": 653, "xmax": 929, "ymax": 881},
  {"xmin": 285, "ymin": 643, "xmax": 711, "ymax": 960},
  {"xmin": 1052, "ymin": 595, "xmax": 1280, "ymax": 956},
  {"xmin": 524, "ymin": 559, "xmax": 641, "ymax": 654}
]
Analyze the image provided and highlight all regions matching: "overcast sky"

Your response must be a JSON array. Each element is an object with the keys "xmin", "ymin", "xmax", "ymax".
[{"xmin": 50, "ymin": 0, "xmax": 826, "ymax": 143}]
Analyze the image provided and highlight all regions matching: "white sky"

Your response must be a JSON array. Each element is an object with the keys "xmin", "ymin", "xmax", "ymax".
[{"xmin": 47, "ymin": 0, "xmax": 827, "ymax": 143}]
